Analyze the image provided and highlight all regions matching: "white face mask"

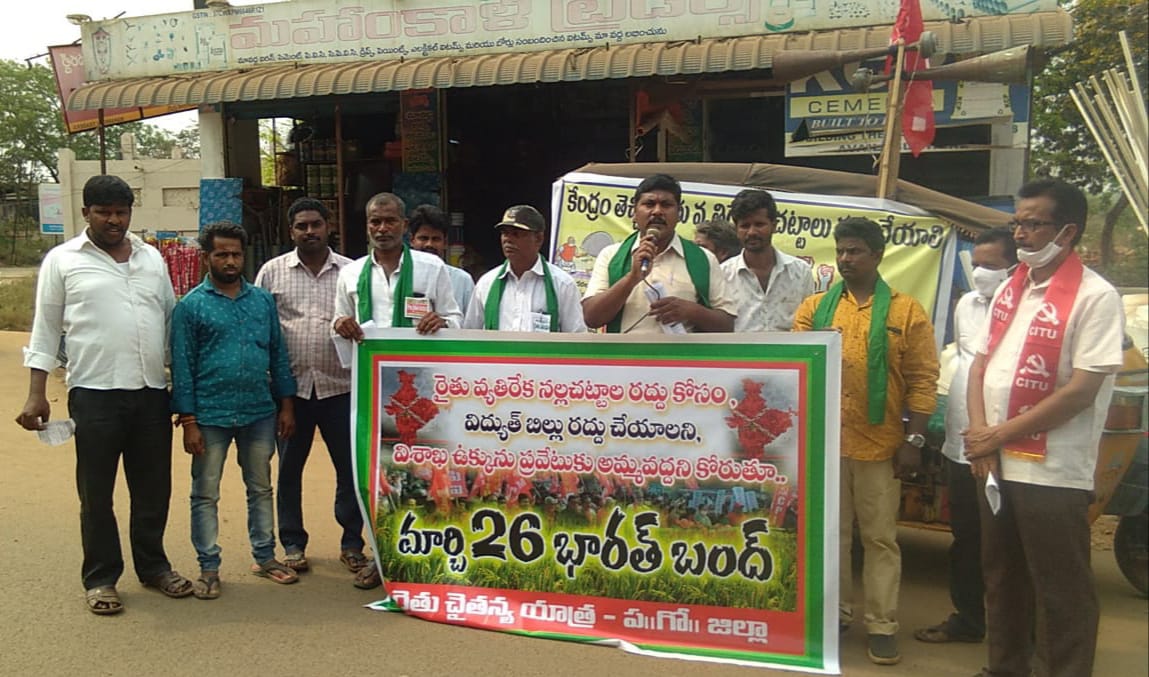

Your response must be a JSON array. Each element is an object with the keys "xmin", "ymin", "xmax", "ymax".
[
  {"xmin": 971, "ymin": 266, "xmax": 1010, "ymax": 298},
  {"xmin": 1016, "ymin": 225, "xmax": 1068, "ymax": 269}
]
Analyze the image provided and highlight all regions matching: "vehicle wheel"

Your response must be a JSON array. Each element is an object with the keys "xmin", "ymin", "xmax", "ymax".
[{"xmin": 1114, "ymin": 512, "xmax": 1149, "ymax": 597}]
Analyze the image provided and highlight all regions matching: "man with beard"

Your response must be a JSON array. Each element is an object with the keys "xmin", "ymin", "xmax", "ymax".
[
  {"xmin": 171, "ymin": 221, "xmax": 299, "ymax": 599},
  {"xmin": 332, "ymin": 192, "xmax": 462, "ymax": 589},
  {"xmin": 17, "ymin": 174, "xmax": 193, "ymax": 614},
  {"xmin": 255, "ymin": 198, "xmax": 369, "ymax": 581},
  {"xmin": 793, "ymin": 217, "xmax": 938, "ymax": 665},
  {"xmin": 722, "ymin": 189, "xmax": 814, "ymax": 332},
  {"xmin": 463, "ymin": 205, "xmax": 586, "ymax": 332},
  {"xmin": 409, "ymin": 204, "xmax": 475, "ymax": 312},
  {"xmin": 582, "ymin": 174, "xmax": 735, "ymax": 334}
]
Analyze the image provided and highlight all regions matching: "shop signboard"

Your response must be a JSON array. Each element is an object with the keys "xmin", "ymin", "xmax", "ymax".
[
  {"xmin": 48, "ymin": 44, "xmax": 189, "ymax": 133},
  {"xmin": 354, "ymin": 330, "xmax": 841, "ymax": 672},
  {"xmin": 783, "ymin": 63, "xmax": 1030, "ymax": 157},
  {"xmin": 38, "ymin": 184, "xmax": 65, "ymax": 235},
  {"xmin": 83, "ymin": 0, "xmax": 1057, "ymax": 81}
]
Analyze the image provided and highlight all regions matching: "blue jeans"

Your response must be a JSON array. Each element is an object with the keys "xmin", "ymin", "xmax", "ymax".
[
  {"xmin": 190, "ymin": 415, "xmax": 277, "ymax": 571},
  {"xmin": 277, "ymin": 393, "xmax": 365, "ymax": 554}
]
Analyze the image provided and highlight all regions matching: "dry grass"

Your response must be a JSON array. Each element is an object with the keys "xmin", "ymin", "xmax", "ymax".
[{"xmin": 0, "ymin": 276, "xmax": 35, "ymax": 331}]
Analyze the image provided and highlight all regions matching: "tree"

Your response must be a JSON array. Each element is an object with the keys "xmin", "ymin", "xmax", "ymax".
[{"xmin": 0, "ymin": 60, "xmax": 98, "ymax": 186}]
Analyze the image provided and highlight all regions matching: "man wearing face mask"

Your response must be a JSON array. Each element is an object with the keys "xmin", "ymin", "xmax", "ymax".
[
  {"xmin": 915, "ymin": 228, "xmax": 1016, "ymax": 646},
  {"xmin": 965, "ymin": 179, "xmax": 1124, "ymax": 677}
]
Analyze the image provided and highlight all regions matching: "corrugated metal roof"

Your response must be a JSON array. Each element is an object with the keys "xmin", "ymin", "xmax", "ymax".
[{"xmin": 68, "ymin": 10, "xmax": 1072, "ymax": 111}]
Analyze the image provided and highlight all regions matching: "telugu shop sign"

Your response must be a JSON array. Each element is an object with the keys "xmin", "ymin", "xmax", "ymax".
[{"xmin": 83, "ymin": 0, "xmax": 1057, "ymax": 81}]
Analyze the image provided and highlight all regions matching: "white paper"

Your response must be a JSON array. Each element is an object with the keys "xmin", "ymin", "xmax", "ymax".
[
  {"xmin": 985, "ymin": 471, "xmax": 1002, "ymax": 515},
  {"xmin": 333, "ymin": 320, "xmax": 377, "ymax": 369},
  {"xmin": 643, "ymin": 282, "xmax": 687, "ymax": 335},
  {"xmin": 37, "ymin": 418, "xmax": 76, "ymax": 446}
]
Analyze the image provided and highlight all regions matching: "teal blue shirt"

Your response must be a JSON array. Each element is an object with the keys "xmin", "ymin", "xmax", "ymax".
[{"xmin": 170, "ymin": 277, "xmax": 297, "ymax": 427}]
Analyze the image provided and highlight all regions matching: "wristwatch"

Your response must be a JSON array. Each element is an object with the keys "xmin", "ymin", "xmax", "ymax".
[{"xmin": 904, "ymin": 433, "xmax": 926, "ymax": 449}]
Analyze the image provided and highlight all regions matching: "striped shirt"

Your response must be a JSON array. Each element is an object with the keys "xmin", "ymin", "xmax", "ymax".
[{"xmin": 255, "ymin": 248, "xmax": 352, "ymax": 399}]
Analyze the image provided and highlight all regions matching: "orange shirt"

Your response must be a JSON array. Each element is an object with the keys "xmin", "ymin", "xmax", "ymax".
[{"xmin": 794, "ymin": 286, "xmax": 939, "ymax": 461}]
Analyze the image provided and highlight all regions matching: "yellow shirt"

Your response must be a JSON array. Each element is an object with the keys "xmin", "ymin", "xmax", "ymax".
[{"xmin": 794, "ymin": 286, "xmax": 939, "ymax": 461}]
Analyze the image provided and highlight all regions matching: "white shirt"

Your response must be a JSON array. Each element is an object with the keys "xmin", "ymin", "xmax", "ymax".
[
  {"xmin": 974, "ymin": 265, "xmax": 1124, "ymax": 490},
  {"xmin": 722, "ymin": 248, "xmax": 815, "ymax": 332},
  {"xmin": 583, "ymin": 235, "xmax": 736, "ymax": 333},
  {"xmin": 24, "ymin": 231, "xmax": 175, "ymax": 390},
  {"xmin": 942, "ymin": 289, "xmax": 992, "ymax": 464},
  {"xmin": 255, "ymin": 248, "xmax": 352, "ymax": 399},
  {"xmin": 463, "ymin": 257, "xmax": 588, "ymax": 333},
  {"xmin": 335, "ymin": 248, "xmax": 463, "ymax": 328},
  {"xmin": 447, "ymin": 264, "xmax": 475, "ymax": 313}
]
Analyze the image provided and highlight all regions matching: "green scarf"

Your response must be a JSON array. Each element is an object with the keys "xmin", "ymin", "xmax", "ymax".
[
  {"xmin": 605, "ymin": 231, "xmax": 711, "ymax": 333},
  {"xmin": 357, "ymin": 243, "xmax": 415, "ymax": 328},
  {"xmin": 812, "ymin": 278, "xmax": 892, "ymax": 424},
  {"xmin": 484, "ymin": 257, "xmax": 559, "ymax": 332}
]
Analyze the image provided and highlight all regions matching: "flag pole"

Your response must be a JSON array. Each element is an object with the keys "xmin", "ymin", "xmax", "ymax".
[{"xmin": 876, "ymin": 39, "xmax": 907, "ymax": 200}]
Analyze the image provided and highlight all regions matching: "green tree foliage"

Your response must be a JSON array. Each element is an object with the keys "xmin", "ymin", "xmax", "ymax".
[
  {"xmin": 1030, "ymin": 0, "xmax": 1148, "ymax": 194},
  {"xmin": 0, "ymin": 60, "xmax": 97, "ymax": 186}
]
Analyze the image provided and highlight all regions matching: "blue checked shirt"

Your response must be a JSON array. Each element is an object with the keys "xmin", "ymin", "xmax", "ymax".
[{"xmin": 171, "ymin": 277, "xmax": 297, "ymax": 427}]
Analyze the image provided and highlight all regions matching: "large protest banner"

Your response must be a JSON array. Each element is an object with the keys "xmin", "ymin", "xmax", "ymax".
[
  {"xmin": 355, "ymin": 331, "xmax": 841, "ymax": 673},
  {"xmin": 549, "ymin": 172, "xmax": 957, "ymax": 344}
]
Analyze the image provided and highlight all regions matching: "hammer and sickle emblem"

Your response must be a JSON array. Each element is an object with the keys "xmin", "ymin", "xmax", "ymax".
[
  {"xmin": 999, "ymin": 286, "xmax": 1015, "ymax": 310},
  {"xmin": 1035, "ymin": 302, "xmax": 1060, "ymax": 326},
  {"xmin": 1019, "ymin": 354, "xmax": 1051, "ymax": 379}
]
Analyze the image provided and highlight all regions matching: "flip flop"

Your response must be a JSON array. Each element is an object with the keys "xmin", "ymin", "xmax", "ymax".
[
  {"xmin": 339, "ymin": 550, "xmax": 369, "ymax": 573},
  {"xmin": 85, "ymin": 586, "xmax": 124, "ymax": 615},
  {"xmin": 283, "ymin": 551, "xmax": 309, "ymax": 572},
  {"xmin": 142, "ymin": 570, "xmax": 195, "ymax": 598},
  {"xmin": 913, "ymin": 622, "xmax": 983, "ymax": 643},
  {"xmin": 353, "ymin": 566, "xmax": 381, "ymax": 590},
  {"xmin": 251, "ymin": 559, "xmax": 299, "ymax": 585},
  {"xmin": 193, "ymin": 572, "xmax": 221, "ymax": 600}
]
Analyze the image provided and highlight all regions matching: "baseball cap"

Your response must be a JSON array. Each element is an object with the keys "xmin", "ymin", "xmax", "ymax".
[{"xmin": 495, "ymin": 205, "xmax": 545, "ymax": 232}]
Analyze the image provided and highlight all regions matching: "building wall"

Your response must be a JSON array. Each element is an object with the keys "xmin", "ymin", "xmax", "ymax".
[{"xmin": 56, "ymin": 145, "xmax": 202, "ymax": 239}]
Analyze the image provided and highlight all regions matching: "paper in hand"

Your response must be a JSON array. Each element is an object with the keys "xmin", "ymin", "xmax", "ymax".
[
  {"xmin": 985, "ymin": 471, "xmax": 1002, "ymax": 515},
  {"xmin": 37, "ymin": 418, "xmax": 76, "ymax": 446}
]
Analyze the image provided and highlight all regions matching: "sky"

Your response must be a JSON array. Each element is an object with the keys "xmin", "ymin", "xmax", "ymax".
[{"xmin": 3, "ymin": 1, "xmax": 268, "ymax": 131}]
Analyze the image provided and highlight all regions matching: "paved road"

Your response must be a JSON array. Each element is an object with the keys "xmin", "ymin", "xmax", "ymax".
[{"xmin": 1, "ymin": 330, "xmax": 1145, "ymax": 677}]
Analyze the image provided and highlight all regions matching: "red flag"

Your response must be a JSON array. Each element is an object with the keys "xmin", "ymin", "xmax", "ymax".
[{"xmin": 887, "ymin": 0, "xmax": 934, "ymax": 157}]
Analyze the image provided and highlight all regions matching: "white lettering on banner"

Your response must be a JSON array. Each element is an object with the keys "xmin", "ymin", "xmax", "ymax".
[
  {"xmin": 707, "ymin": 618, "xmax": 770, "ymax": 644},
  {"xmin": 391, "ymin": 589, "xmax": 442, "ymax": 613},
  {"xmin": 1027, "ymin": 325, "xmax": 1059, "ymax": 340},
  {"xmin": 622, "ymin": 607, "xmax": 700, "ymax": 633},
  {"xmin": 519, "ymin": 600, "xmax": 598, "ymax": 629},
  {"xmin": 445, "ymin": 592, "xmax": 516, "ymax": 624}
]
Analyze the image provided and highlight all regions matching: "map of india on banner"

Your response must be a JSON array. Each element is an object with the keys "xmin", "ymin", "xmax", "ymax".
[{"xmin": 354, "ymin": 332, "xmax": 842, "ymax": 673}]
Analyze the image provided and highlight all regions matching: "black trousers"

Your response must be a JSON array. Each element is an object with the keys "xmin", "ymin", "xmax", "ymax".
[
  {"xmin": 946, "ymin": 456, "xmax": 986, "ymax": 636},
  {"xmin": 276, "ymin": 393, "xmax": 364, "ymax": 554},
  {"xmin": 979, "ymin": 479, "xmax": 1097, "ymax": 677},
  {"xmin": 68, "ymin": 387, "xmax": 173, "ymax": 589}
]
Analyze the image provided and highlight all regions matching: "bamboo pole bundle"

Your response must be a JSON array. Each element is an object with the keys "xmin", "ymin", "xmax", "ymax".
[{"xmin": 1070, "ymin": 32, "xmax": 1148, "ymax": 233}]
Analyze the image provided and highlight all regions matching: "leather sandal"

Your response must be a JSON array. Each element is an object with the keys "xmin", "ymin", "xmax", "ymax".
[{"xmin": 85, "ymin": 586, "xmax": 124, "ymax": 615}]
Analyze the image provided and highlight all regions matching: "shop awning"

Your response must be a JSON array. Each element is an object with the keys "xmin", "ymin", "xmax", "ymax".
[{"xmin": 68, "ymin": 10, "xmax": 1071, "ymax": 111}]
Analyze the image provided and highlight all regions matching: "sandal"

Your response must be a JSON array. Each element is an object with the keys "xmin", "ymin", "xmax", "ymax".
[
  {"xmin": 85, "ymin": 586, "xmax": 124, "ymax": 615},
  {"xmin": 251, "ymin": 559, "xmax": 299, "ymax": 585},
  {"xmin": 283, "ymin": 551, "xmax": 309, "ymax": 572},
  {"xmin": 142, "ymin": 570, "xmax": 194, "ymax": 598},
  {"xmin": 353, "ymin": 566, "xmax": 381, "ymax": 590},
  {"xmin": 339, "ymin": 550, "xmax": 369, "ymax": 573},
  {"xmin": 193, "ymin": 571, "xmax": 221, "ymax": 600}
]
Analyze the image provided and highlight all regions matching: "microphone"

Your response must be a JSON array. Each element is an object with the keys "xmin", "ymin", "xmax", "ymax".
[{"xmin": 639, "ymin": 224, "xmax": 662, "ymax": 274}]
